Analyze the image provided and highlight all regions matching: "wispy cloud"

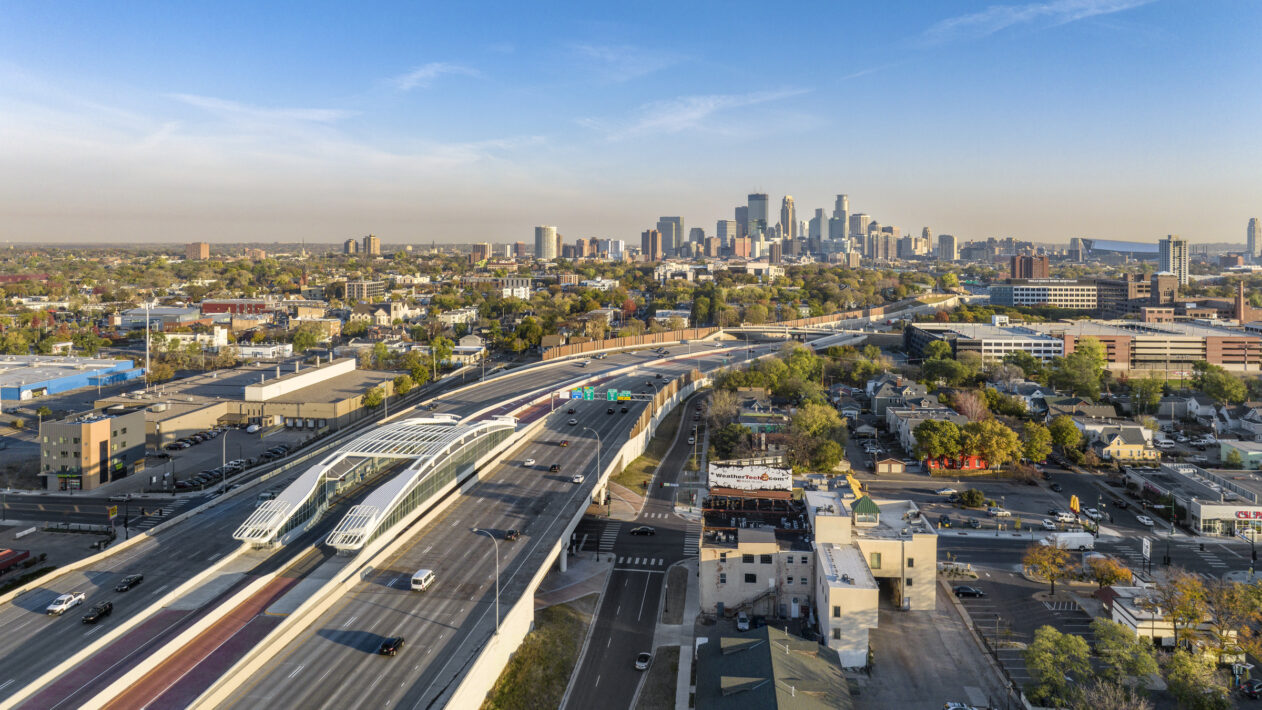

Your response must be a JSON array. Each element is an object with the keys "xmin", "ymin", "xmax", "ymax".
[
  {"xmin": 582, "ymin": 88, "xmax": 810, "ymax": 141},
  {"xmin": 922, "ymin": 0, "xmax": 1155, "ymax": 45},
  {"xmin": 570, "ymin": 43, "xmax": 681, "ymax": 82},
  {"xmin": 389, "ymin": 62, "xmax": 480, "ymax": 91},
  {"xmin": 170, "ymin": 94, "xmax": 352, "ymax": 124}
]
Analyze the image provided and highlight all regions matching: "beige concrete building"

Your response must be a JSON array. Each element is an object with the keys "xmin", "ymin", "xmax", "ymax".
[
  {"xmin": 697, "ymin": 480, "xmax": 938, "ymax": 667},
  {"xmin": 41, "ymin": 409, "xmax": 146, "ymax": 491}
]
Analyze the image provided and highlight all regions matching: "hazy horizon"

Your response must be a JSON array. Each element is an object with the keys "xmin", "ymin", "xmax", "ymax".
[{"xmin": 2, "ymin": 1, "xmax": 1259, "ymax": 246}]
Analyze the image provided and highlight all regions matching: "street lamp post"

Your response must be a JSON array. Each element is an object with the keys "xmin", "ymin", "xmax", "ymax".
[
  {"xmin": 472, "ymin": 528, "xmax": 500, "ymax": 634},
  {"xmin": 220, "ymin": 429, "xmax": 230, "ymax": 491},
  {"xmin": 583, "ymin": 425, "xmax": 603, "ymax": 490}
]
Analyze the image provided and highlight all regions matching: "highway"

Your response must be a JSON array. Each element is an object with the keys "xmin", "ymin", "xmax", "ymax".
[
  {"xmin": 212, "ymin": 347, "xmax": 766, "ymax": 710},
  {"xmin": 0, "ymin": 350, "xmax": 688, "ymax": 705}
]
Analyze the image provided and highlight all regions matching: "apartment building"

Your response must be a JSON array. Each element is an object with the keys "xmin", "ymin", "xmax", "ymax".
[
  {"xmin": 345, "ymin": 280, "xmax": 385, "ymax": 302},
  {"xmin": 1025, "ymin": 320, "xmax": 1262, "ymax": 374},
  {"xmin": 989, "ymin": 279, "xmax": 1097, "ymax": 310}
]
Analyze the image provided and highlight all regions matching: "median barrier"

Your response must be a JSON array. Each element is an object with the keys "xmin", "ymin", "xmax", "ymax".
[
  {"xmin": 0, "ymin": 543, "xmax": 249, "ymax": 710},
  {"xmin": 83, "ymin": 568, "xmax": 281, "ymax": 710}
]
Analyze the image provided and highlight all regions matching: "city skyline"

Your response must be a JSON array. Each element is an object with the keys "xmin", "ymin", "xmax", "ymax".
[{"xmin": 2, "ymin": 1, "xmax": 1260, "ymax": 245}]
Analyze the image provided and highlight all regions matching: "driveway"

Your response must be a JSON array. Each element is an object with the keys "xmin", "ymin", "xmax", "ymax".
[{"xmin": 856, "ymin": 583, "xmax": 1012, "ymax": 710}]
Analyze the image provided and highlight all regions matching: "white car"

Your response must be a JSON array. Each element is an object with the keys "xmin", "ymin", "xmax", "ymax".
[
  {"xmin": 736, "ymin": 611, "xmax": 751, "ymax": 631},
  {"xmin": 1041, "ymin": 519, "xmax": 1057, "ymax": 530},
  {"xmin": 987, "ymin": 507, "xmax": 1011, "ymax": 518},
  {"xmin": 1084, "ymin": 508, "xmax": 1102, "ymax": 521},
  {"xmin": 935, "ymin": 488, "xmax": 957, "ymax": 496},
  {"xmin": 567, "ymin": 418, "xmax": 578, "ymax": 425},
  {"xmin": 46, "ymin": 592, "xmax": 86, "ymax": 615},
  {"xmin": 1136, "ymin": 515, "xmax": 1155, "ymax": 527},
  {"xmin": 1154, "ymin": 440, "xmax": 1175, "ymax": 449},
  {"xmin": 571, "ymin": 474, "xmax": 585, "ymax": 484},
  {"xmin": 523, "ymin": 458, "xmax": 536, "ymax": 467}
]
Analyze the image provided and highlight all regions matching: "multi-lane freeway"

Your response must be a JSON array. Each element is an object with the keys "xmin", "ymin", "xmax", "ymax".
[{"xmin": 0, "ymin": 340, "xmax": 777, "ymax": 708}]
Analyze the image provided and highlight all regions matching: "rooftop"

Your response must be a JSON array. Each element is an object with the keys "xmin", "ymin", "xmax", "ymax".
[
  {"xmin": 910, "ymin": 322, "xmax": 1064, "ymax": 342},
  {"xmin": 695, "ymin": 625, "xmax": 852, "ymax": 710},
  {"xmin": 0, "ymin": 355, "xmax": 133, "ymax": 388},
  {"xmin": 1125, "ymin": 463, "xmax": 1262, "ymax": 505},
  {"xmin": 817, "ymin": 542, "xmax": 877, "ymax": 590},
  {"xmin": 1025, "ymin": 319, "xmax": 1262, "ymax": 340}
]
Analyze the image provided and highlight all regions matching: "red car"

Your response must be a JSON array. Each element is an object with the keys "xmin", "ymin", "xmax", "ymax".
[{"xmin": 560, "ymin": 440, "xmax": 569, "ymax": 447}]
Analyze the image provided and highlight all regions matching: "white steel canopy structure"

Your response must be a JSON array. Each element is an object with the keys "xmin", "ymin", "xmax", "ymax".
[
  {"xmin": 325, "ymin": 415, "xmax": 518, "ymax": 551},
  {"xmin": 233, "ymin": 414, "xmax": 516, "ymax": 545}
]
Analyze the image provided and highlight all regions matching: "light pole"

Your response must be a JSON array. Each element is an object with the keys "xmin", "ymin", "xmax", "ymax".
[
  {"xmin": 220, "ymin": 429, "xmax": 230, "ymax": 491},
  {"xmin": 583, "ymin": 426, "xmax": 603, "ymax": 481},
  {"xmin": 472, "ymin": 528, "xmax": 500, "ymax": 634}
]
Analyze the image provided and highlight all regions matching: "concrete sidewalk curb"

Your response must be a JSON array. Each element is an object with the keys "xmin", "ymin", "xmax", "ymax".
[
  {"xmin": 0, "ymin": 544, "xmax": 249, "ymax": 710},
  {"xmin": 558, "ymin": 563, "xmax": 616, "ymax": 710},
  {"xmin": 938, "ymin": 578, "xmax": 1023, "ymax": 709}
]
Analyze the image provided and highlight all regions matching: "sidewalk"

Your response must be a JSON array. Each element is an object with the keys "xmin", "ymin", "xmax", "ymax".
[
  {"xmin": 663, "ymin": 558, "xmax": 698, "ymax": 710},
  {"xmin": 534, "ymin": 555, "xmax": 614, "ymax": 610}
]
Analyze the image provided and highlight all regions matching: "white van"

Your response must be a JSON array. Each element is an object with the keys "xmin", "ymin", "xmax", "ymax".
[
  {"xmin": 411, "ymin": 568, "xmax": 436, "ymax": 591},
  {"xmin": 246, "ymin": 424, "xmax": 261, "ymax": 433}
]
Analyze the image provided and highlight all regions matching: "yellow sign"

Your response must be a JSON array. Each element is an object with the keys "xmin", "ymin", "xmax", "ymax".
[
  {"xmin": 107, "ymin": 506, "xmax": 118, "ymax": 520},
  {"xmin": 1069, "ymin": 495, "xmax": 1080, "ymax": 514}
]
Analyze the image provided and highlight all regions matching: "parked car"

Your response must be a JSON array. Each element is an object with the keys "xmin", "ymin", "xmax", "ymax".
[
  {"xmin": 377, "ymin": 637, "xmax": 405, "ymax": 656},
  {"xmin": 46, "ymin": 592, "xmax": 86, "ymax": 615},
  {"xmin": 1041, "ymin": 519, "xmax": 1057, "ymax": 531},
  {"xmin": 81, "ymin": 601, "xmax": 113, "ymax": 624},
  {"xmin": 966, "ymin": 517, "xmax": 982, "ymax": 529},
  {"xmin": 1049, "ymin": 483, "xmax": 1063, "ymax": 492},
  {"xmin": 635, "ymin": 652, "xmax": 653, "ymax": 671},
  {"xmin": 1136, "ymin": 515, "xmax": 1155, "ymax": 527},
  {"xmin": 1240, "ymin": 678, "xmax": 1262, "ymax": 699},
  {"xmin": 736, "ymin": 612, "xmax": 751, "ymax": 631},
  {"xmin": 935, "ymin": 488, "xmax": 957, "ymax": 496},
  {"xmin": 944, "ymin": 703, "xmax": 979, "ymax": 710},
  {"xmin": 953, "ymin": 586, "xmax": 986, "ymax": 598},
  {"xmin": 115, "ymin": 574, "xmax": 144, "ymax": 592},
  {"xmin": 987, "ymin": 507, "xmax": 1011, "ymax": 518},
  {"xmin": 629, "ymin": 526, "xmax": 656, "ymax": 536}
]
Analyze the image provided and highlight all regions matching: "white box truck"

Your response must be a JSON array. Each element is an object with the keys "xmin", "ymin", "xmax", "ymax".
[{"xmin": 1040, "ymin": 532, "xmax": 1094, "ymax": 551}]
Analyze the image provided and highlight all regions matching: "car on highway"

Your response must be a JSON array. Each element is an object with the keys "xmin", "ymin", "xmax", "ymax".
[
  {"xmin": 655, "ymin": 373, "xmax": 663, "ymax": 379},
  {"xmin": 559, "ymin": 440, "xmax": 569, "ymax": 447},
  {"xmin": 46, "ymin": 592, "xmax": 86, "ymax": 615},
  {"xmin": 944, "ymin": 703, "xmax": 979, "ymax": 710},
  {"xmin": 629, "ymin": 526, "xmax": 656, "ymax": 536},
  {"xmin": 1041, "ymin": 519, "xmax": 1057, "ymax": 530},
  {"xmin": 549, "ymin": 464, "xmax": 561, "ymax": 472},
  {"xmin": 1112, "ymin": 498, "xmax": 1128, "ymax": 509},
  {"xmin": 953, "ymin": 585, "xmax": 985, "ymax": 598},
  {"xmin": 687, "ymin": 437, "xmax": 695, "ymax": 445},
  {"xmin": 571, "ymin": 474, "xmax": 585, "ymax": 484},
  {"xmin": 1049, "ymin": 483, "xmax": 1063, "ymax": 492},
  {"xmin": 108, "ymin": 494, "xmax": 132, "ymax": 503},
  {"xmin": 607, "ymin": 408, "xmax": 615, "ymax": 414},
  {"xmin": 115, "ymin": 574, "xmax": 144, "ymax": 592},
  {"xmin": 567, "ymin": 408, "xmax": 575, "ymax": 414},
  {"xmin": 620, "ymin": 406, "xmax": 629, "ymax": 413},
  {"xmin": 935, "ymin": 487, "xmax": 956, "ymax": 496},
  {"xmin": 635, "ymin": 652, "xmax": 653, "ymax": 671},
  {"xmin": 377, "ymin": 637, "xmax": 405, "ymax": 656},
  {"xmin": 736, "ymin": 612, "xmax": 751, "ymax": 631},
  {"xmin": 567, "ymin": 418, "xmax": 578, "ymax": 425},
  {"xmin": 523, "ymin": 458, "xmax": 536, "ymax": 467},
  {"xmin": 505, "ymin": 529, "xmax": 521, "ymax": 541},
  {"xmin": 1136, "ymin": 514, "xmax": 1155, "ymax": 527},
  {"xmin": 81, "ymin": 601, "xmax": 113, "ymax": 624}
]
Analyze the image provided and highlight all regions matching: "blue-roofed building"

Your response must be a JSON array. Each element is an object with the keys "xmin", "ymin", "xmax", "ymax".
[{"xmin": 0, "ymin": 355, "xmax": 144, "ymax": 401}]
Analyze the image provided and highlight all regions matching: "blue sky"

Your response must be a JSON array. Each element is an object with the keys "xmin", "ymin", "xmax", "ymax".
[{"xmin": 1, "ymin": 0, "xmax": 1259, "ymax": 245}]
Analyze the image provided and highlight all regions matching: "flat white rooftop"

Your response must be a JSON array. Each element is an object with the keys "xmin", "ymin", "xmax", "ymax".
[
  {"xmin": 818, "ymin": 542, "xmax": 877, "ymax": 589},
  {"xmin": 0, "ymin": 354, "xmax": 128, "ymax": 388}
]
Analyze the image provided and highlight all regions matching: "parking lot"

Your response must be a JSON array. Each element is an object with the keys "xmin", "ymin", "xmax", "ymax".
[{"xmin": 125, "ymin": 426, "xmax": 313, "ymax": 496}]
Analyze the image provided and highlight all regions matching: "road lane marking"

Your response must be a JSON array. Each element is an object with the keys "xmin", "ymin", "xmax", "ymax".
[
  {"xmin": 0, "ymin": 680, "xmax": 12, "ymax": 692},
  {"xmin": 287, "ymin": 664, "xmax": 305, "ymax": 679},
  {"xmin": 342, "ymin": 615, "xmax": 358, "ymax": 628},
  {"xmin": 637, "ymin": 575, "xmax": 650, "ymax": 621},
  {"xmin": 207, "ymin": 552, "xmax": 222, "ymax": 562}
]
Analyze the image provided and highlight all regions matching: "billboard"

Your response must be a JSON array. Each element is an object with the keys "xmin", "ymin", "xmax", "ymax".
[{"xmin": 708, "ymin": 464, "xmax": 793, "ymax": 492}]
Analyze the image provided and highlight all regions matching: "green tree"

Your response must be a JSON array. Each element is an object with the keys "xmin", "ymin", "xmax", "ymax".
[
  {"xmin": 362, "ymin": 386, "xmax": 385, "ymax": 409},
  {"xmin": 922, "ymin": 340, "xmax": 953, "ymax": 361},
  {"xmin": 343, "ymin": 320, "xmax": 369, "ymax": 338},
  {"xmin": 962, "ymin": 419, "xmax": 1022, "ymax": 470},
  {"xmin": 1023, "ymin": 542, "xmax": 1073, "ymax": 595},
  {"xmin": 1024, "ymin": 625, "xmax": 1092, "ymax": 707},
  {"xmin": 1225, "ymin": 448, "xmax": 1244, "ymax": 469},
  {"xmin": 1130, "ymin": 372, "xmax": 1165, "ymax": 416},
  {"xmin": 1022, "ymin": 422, "xmax": 1053, "ymax": 464},
  {"xmin": 922, "ymin": 358, "xmax": 968, "ymax": 386},
  {"xmin": 791, "ymin": 402, "xmax": 842, "ymax": 440},
  {"xmin": 1050, "ymin": 337, "xmax": 1107, "ymax": 399},
  {"xmin": 35, "ymin": 405, "xmax": 52, "ymax": 419},
  {"xmin": 1193, "ymin": 361, "xmax": 1248, "ymax": 405},
  {"xmin": 809, "ymin": 440, "xmax": 844, "ymax": 471},
  {"xmin": 913, "ymin": 419, "xmax": 962, "ymax": 462},
  {"xmin": 1164, "ymin": 649, "xmax": 1230, "ymax": 710},
  {"xmin": 393, "ymin": 374, "xmax": 414, "ymax": 396},
  {"xmin": 1200, "ymin": 578, "xmax": 1262, "ymax": 665},
  {"xmin": 291, "ymin": 322, "xmax": 323, "ymax": 352},
  {"xmin": 1089, "ymin": 618, "xmax": 1158, "ymax": 684},
  {"xmin": 938, "ymin": 272, "xmax": 959, "ymax": 290},
  {"xmin": 1049, "ymin": 415, "xmax": 1083, "ymax": 451},
  {"xmin": 430, "ymin": 336, "xmax": 454, "ymax": 369},
  {"xmin": 958, "ymin": 488, "xmax": 986, "ymax": 508},
  {"xmin": 1002, "ymin": 350, "xmax": 1044, "ymax": 380}
]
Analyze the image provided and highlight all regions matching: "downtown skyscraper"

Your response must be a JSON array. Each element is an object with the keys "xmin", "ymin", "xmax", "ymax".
[
  {"xmin": 1159, "ymin": 234, "xmax": 1189, "ymax": 285},
  {"xmin": 1249, "ymin": 218, "xmax": 1260, "ymax": 262},
  {"xmin": 780, "ymin": 196, "xmax": 796, "ymax": 239},
  {"xmin": 746, "ymin": 193, "xmax": 769, "ymax": 236},
  {"xmin": 534, "ymin": 225, "xmax": 557, "ymax": 260}
]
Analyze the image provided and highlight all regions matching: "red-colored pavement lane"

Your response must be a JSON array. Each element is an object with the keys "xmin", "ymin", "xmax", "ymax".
[{"xmin": 100, "ymin": 576, "xmax": 298, "ymax": 710}]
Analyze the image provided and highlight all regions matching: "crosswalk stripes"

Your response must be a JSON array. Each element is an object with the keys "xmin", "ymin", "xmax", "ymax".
[
  {"xmin": 683, "ymin": 522, "xmax": 702, "ymax": 557},
  {"xmin": 616, "ymin": 556, "xmax": 664, "ymax": 568},
  {"xmin": 599, "ymin": 522, "xmax": 621, "ymax": 554}
]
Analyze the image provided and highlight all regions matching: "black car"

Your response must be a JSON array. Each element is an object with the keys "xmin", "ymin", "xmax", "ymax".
[
  {"xmin": 1049, "ymin": 483, "xmax": 1063, "ymax": 492},
  {"xmin": 655, "ymin": 373, "xmax": 663, "ymax": 379},
  {"xmin": 953, "ymin": 586, "xmax": 986, "ymax": 598},
  {"xmin": 937, "ymin": 514, "xmax": 951, "ymax": 528},
  {"xmin": 81, "ymin": 601, "xmax": 113, "ymax": 624},
  {"xmin": 115, "ymin": 574, "xmax": 144, "ymax": 592},
  {"xmin": 607, "ymin": 408, "xmax": 615, "ymax": 414},
  {"xmin": 1242, "ymin": 679, "xmax": 1262, "ymax": 699},
  {"xmin": 505, "ymin": 529, "xmax": 521, "ymax": 541},
  {"xmin": 567, "ymin": 408, "xmax": 576, "ymax": 414},
  {"xmin": 966, "ymin": 517, "xmax": 981, "ymax": 529},
  {"xmin": 1113, "ymin": 499, "xmax": 1128, "ymax": 509},
  {"xmin": 620, "ymin": 406, "xmax": 629, "ymax": 413},
  {"xmin": 629, "ymin": 526, "xmax": 656, "ymax": 536},
  {"xmin": 377, "ymin": 636, "xmax": 404, "ymax": 656},
  {"xmin": 549, "ymin": 464, "xmax": 561, "ymax": 472}
]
